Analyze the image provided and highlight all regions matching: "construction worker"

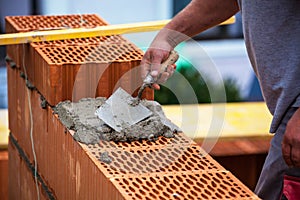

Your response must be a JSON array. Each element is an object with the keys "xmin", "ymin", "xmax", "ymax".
[{"xmin": 140, "ymin": 0, "xmax": 300, "ymax": 199}]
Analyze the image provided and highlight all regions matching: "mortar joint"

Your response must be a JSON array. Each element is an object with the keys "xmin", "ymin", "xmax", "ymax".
[
  {"xmin": 40, "ymin": 95, "xmax": 48, "ymax": 109},
  {"xmin": 25, "ymin": 79, "xmax": 36, "ymax": 90},
  {"xmin": 5, "ymin": 55, "xmax": 17, "ymax": 68}
]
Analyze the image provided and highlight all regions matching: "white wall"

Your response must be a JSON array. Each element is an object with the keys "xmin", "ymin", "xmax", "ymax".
[
  {"xmin": 40, "ymin": 0, "xmax": 173, "ymax": 24},
  {"xmin": 0, "ymin": 0, "xmax": 31, "ymax": 32}
]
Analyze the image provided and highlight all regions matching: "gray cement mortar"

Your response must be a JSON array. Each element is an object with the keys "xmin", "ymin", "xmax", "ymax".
[{"xmin": 54, "ymin": 97, "xmax": 180, "ymax": 144}]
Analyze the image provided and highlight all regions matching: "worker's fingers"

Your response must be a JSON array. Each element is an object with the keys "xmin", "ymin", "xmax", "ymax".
[
  {"xmin": 140, "ymin": 48, "xmax": 168, "ymax": 80},
  {"xmin": 149, "ymin": 50, "xmax": 170, "ymax": 77},
  {"xmin": 282, "ymin": 108, "xmax": 300, "ymax": 167},
  {"xmin": 291, "ymin": 146, "xmax": 300, "ymax": 167},
  {"xmin": 140, "ymin": 46, "xmax": 177, "ymax": 90},
  {"xmin": 140, "ymin": 52, "xmax": 152, "ymax": 80},
  {"xmin": 154, "ymin": 64, "xmax": 176, "ymax": 84},
  {"xmin": 158, "ymin": 72, "xmax": 169, "ymax": 84},
  {"xmin": 168, "ymin": 64, "xmax": 176, "ymax": 75},
  {"xmin": 149, "ymin": 63, "xmax": 175, "ymax": 78},
  {"xmin": 287, "ymin": 135, "xmax": 300, "ymax": 167},
  {"xmin": 282, "ymin": 142, "xmax": 300, "ymax": 168},
  {"xmin": 164, "ymin": 64, "xmax": 176, "ymax": 74},
  {"xmin": 152, "ymin": 83, "xmax": 160, "ymax": 90},
  {"xmin": 282, "ymin": 141, "xmax": 293, "ymax": 166},
  {"xmin": 172, "ymin": 64, "xmax": 177, "ymax": 70},
  {"xmin": 150, "ymin": 62, "xmax": 162, "ymax": 78}
]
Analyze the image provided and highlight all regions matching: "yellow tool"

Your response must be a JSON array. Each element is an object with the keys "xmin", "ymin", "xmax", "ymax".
[{"xmin": 0, "ymin": 17, "xmax": 235, "ymax": 46}]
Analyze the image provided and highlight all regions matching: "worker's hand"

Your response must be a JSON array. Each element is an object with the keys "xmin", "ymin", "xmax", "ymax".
[
  {"xmin": 140, "ymin": 40, "xmax": 176, "ymax": 90},
  {"xmin": 282, "ymin": 107, "xmax": 300, "ymax": 167}
]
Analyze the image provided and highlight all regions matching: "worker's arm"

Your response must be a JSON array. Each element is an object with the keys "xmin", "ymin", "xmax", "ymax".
[
  {"xmin": 282, "ymin": 107, "xmax": 300, "ymax": 167},
  {"xmin": 141, "ymin": 0, "xmax": 239, "ymax": 89}
]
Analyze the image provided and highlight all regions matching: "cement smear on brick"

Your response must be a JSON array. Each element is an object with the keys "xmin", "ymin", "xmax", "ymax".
[{"xmin": 54, "ymin": 97, "xmax": 180, "ymax": 144}]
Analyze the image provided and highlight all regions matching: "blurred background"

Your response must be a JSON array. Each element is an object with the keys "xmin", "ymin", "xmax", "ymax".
[{"xmin": 0, "ymin": 0, "xmax": 264, "ymax": 108}]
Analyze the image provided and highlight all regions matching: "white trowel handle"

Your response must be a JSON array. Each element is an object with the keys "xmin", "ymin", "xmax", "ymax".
[
  {"xmin": 144, "ymin": 50, "xmax": 179, "ymax": 84},
  {"xmin": 159, "ymin": 50, "xmax": 179, "ymax": 74}
]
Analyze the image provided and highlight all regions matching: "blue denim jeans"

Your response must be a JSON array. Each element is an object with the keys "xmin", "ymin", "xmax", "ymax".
[{"xmin": 255, "ymin": 107, "xmax": 300, "ymax": 200}]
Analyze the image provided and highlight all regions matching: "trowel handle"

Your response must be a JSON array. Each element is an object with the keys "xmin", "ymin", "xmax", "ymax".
[
  {"xmin": 143, "ymin": 50, "xmax": 179, "ymax": 85},
  {"xmin": 159, "ymin": 50, "xmax": 179, "ymax": 74}
]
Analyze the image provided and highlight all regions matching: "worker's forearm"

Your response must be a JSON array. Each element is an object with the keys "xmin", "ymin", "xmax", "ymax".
[
  {"xmin": 143, "ymin": 0, "xmax": 239, "ymax": 80},
  {"xmin": 157, "ymin": 0, "xmax": 239, "ymax": 47}
]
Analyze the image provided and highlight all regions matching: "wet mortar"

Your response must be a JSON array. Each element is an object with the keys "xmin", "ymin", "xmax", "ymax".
[{"xmin": 54, "ymin": 97, "xmax": 180, "ymax": 144}]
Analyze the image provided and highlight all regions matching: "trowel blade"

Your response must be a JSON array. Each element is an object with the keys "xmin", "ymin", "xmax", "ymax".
[{"xmin": 95, "ymin": 87, "xmax": 152, "ymax": 132}]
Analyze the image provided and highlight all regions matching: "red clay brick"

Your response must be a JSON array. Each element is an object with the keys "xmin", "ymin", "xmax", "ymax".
[
  {"xmin": 83, "ymin": 144, "xmax": 225, "ymax": 178},
  {"xmin": 5, "ymin": 14, "xmax": 154, "ymax": 104},
  {"xmin": 5, "ymin": 14, "xmax": 108, "ymax": 70},
  {"xmin": 32, "ymin": 43, "xmax": 145, "ymax": 105},
  {"xmin": 30, "ymin": 35, "xmax": 128, "ymax": 48},
  {"xmin": 87, "ymin": 132, "xmax": 193, "ymax": 150},
  {"xmin": 7, "ymin": 65, "xmax": 50, "ymax": 162},
  {"xmin": 34, "ymin": 41, "xmax": 143, "ymax": 63},
  {"xmin": 7, "ymin": 14, "xmax": 257, "ymax": 200},
  {"xmin": 7, "ymin": 67, "xmax": 259, "ymax": 199},
  {"xmin": 8, "ymin": 141, "xmax": 25, "ymax": 200},
  {"xmin": 0, "ymin": 151, "xmax": 8, "ymax": 200},
  {"xmin": 5, "ymin": 14, "xmax": 108, "ymax": 33},
  {"xmin": 8, "ymin": 142, "xmax": 49, "ymax": 200},
  {"xmin": 111, "ymin": 171, "xmax": 257, "ymax": 200}
]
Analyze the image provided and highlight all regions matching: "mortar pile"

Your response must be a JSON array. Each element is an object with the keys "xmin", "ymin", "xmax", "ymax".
[{"xmin": 54, "ymin": 98, "xmax": 180, "ymax": 144}]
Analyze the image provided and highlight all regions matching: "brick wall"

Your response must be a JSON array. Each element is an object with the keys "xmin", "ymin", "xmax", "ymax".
[{"xmin": 6, "ymin": 14, "xmax": 259, "ymax": 199}]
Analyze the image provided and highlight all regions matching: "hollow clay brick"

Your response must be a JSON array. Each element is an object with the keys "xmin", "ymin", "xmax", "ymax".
[
  {"xmin": 5, "ymin": 14, "xmax": 108, "ymax": 33},
  {"xmin": 7, "ymin": 14, "xmax": 258, "ymax": 200},
  {"xmin": 5, "ymin": 14, "xmax": 154, "ymax": 104},
  {"xmin": 5, "ymin": 14, "xmax": 108, "ymax": 70},
  {"xmin": 87, "ymin": 132, "xmax": 193, "ymax": 150},
  {"xmin": 111, "ymin": 171, "xmax": 258, "ymax": 200},
  {"xmin": 30, "ymin": 35, "xmax": 128, "ymax": 48},
  {"xmin": 8, "ymin": 142, "xmax": 49, "ymax": 200},
  {"xmin": 7, "ymin": 67, "xmax": 259, "ymax": 199},
  {"xmin": 6, "ymin": 64, "xmax": 17, "ymax": 134},
  {"xmin": 8, "ymin": 141, "xmax": 27, "ymax": 200},
  {"xmin": 0, "ymin": 151, "xmax": 8, "ymax": 200},
  {"xmin": 83, "ymin": 143, "xmax": 225, "ymax": 178},
  {"xmin": 32, "ymin": 42, "xmax": 145, "ymax": 105}
]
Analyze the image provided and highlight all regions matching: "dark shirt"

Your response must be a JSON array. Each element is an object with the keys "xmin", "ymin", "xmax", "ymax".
[{"xmin": 238, "ymin": 0, "xmax": 300, "ymax": 132}]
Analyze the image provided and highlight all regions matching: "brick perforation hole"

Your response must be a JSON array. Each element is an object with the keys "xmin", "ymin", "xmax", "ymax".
[
  {"xmin": 88, "ymin": 144, "xmax": 222, "ymax": 176},
  {"xmin": 8, "ymin": 14, "xmax": 107, "ymax": 31},
  {"xmin": 31, "ymin": 35, "xmax": 127, "ymax": 47},
  {"xmin": 113, "ymin": 172, "xmax": 253, "ymax": 200},
  {"xmin": 85, "ymin": 43, "xmax": 143, "ymax": 62},
  {"xmin": 87, "ymin": 133, "xmax": 192, "ymax": 150},
  {"xmin": 38, "ymin": 42, "xmax": 143, "ymax": 64}
]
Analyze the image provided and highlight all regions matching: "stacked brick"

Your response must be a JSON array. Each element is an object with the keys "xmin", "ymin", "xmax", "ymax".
[
  {"xmin": 6, "ymin": 14, "xmax": 259, "ymax": 199},
  {"xmin": 6, "ymin": 14, "xmax": 152, "ymax": 105}
]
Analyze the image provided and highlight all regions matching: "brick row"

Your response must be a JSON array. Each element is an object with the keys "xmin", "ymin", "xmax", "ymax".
[
  {"xmin": 84, "ymin": 144, "xmax": 225, "ymax": 178},
  {"xmin": 5, "ymin": 14, "xmax": 108, "ymax": 71},
  {"xmin": 0, "ymin": 150, "xmax": 8, "ymax": 200},
  {"xmin": 32, "ymin": 43, "xmax": 146, "ymax": 104},
  {"xmin": 6, "ymin": 14, "xmax": 153, "ymax": 105},
  {"xmin": 8, "ymin": 141, "xmax": 49, "ymax": 200},
  {"xmin": 6, "ymin": 14, "xmax": 108, "ymax": 33},
  {"xmin": 111, "ymin": 171, "xmax": 257, "ymax": 200},
  {"xmin": 7, "ymin": 14, "xmax": 258, "ymax": 199},
  {"xmin": 30, "ymin": 35, "xmax": 128, "ymax": 48},
  {"xmin": 7, "ymin": 65, "xmax": 259, "ymax": 199},
  {"xmin": 7, "ymin": 67, "xmax": 124, "ymax": 199}
]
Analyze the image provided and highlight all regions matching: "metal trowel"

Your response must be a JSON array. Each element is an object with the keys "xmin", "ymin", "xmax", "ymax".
[
  {"xmin": 133, "ymin": 50, "xmax": 179, "ymax": 105},
  {"xmin": 95, "ymin": 50, "xmax": 179, "ymax": 132}
]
